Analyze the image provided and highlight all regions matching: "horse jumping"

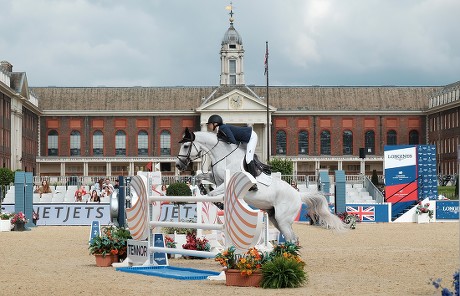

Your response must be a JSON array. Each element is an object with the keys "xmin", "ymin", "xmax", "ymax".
[{"xmin": 176, "ymin": 128, "xmax": 346, "ymax": 242}]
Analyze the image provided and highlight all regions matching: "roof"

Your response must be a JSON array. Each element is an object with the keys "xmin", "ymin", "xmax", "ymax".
[{"xmin": 31, "ymin": 85, "xmax": 442, "ymax": 112}]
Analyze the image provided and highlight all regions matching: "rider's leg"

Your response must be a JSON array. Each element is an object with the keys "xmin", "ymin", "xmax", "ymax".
[{"xmin": 246, "ymin": 131, "xmax": 258, "ymax": 191}]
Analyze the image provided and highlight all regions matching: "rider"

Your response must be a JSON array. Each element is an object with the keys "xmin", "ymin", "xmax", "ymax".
[{"xmin": 207, "ymin": 114, "xmax": 258, "ymax": 191}]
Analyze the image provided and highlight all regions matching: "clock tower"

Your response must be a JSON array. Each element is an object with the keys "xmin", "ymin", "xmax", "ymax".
[{"xmin": 219, "ymin": 6, "xmax": 245, "ymax": 86}]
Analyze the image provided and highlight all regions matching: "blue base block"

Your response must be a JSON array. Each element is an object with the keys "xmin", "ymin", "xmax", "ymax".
[{"xmin": 116, "ymin": 265, "xmax": 220, "ymax": 280}]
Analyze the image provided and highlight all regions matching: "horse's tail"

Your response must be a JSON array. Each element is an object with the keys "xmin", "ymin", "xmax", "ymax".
[{"xmin": 301, "ymin": 192, "xmax": 348, "ymax": 232}]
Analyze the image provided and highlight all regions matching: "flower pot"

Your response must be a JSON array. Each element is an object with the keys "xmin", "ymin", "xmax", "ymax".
[
  {"xmin": 417, "ymin": 214, "xmax": 430, "ymax": 224},
  {"xmin": 225, "ymin": 269, "xmax": 263, "ymax": 287},
  {"xmin": 0, "ymin": 219, "xmax": 11, "ymax": 232},
  {"xmin": 94, "ymin": 254, "xmax": 119, "ymax": 267},
  {"xmin": 13, "ymin": 221, "xmax": 26, "ymax": 231}
]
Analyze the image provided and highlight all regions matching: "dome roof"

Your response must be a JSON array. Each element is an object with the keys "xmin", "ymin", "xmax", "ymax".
[{"xmin": 222, "ymin": 23, "xmax": 242, "ymax": 45}]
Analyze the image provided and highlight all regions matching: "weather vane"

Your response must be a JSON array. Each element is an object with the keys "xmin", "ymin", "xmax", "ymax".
[{"xmin": 225, "ymin": 2, "xmax": 234, "ymax": 24}]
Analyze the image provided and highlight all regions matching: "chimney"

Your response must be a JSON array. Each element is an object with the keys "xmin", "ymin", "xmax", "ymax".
[{"xmin": 0, "ymin": 61, "xmax": 13, "ymax": 73}]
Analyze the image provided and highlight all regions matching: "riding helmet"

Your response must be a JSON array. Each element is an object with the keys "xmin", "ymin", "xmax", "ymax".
[{"xmin": 207, "ymin": 114, "xmax": 223, "ymax": 126}]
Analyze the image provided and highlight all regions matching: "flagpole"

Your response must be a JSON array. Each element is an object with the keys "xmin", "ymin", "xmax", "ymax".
[{"xmin": 265, "ymin": 41, "xmax": 270, "ymax": 163}]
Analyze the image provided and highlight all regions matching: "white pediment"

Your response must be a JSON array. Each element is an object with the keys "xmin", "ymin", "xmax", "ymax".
[{"xmin": 197, "ymin": 88, "xmax": 276, "ymax": 125}]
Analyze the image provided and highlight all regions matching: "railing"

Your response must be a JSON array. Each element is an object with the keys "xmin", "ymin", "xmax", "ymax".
[{"xmin": 363, "ymin": 176, "xmax": 385, "ymax": 204}]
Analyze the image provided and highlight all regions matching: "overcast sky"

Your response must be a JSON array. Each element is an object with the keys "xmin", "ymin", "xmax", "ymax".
[{"xmin": 1, "ymin": 0, "xmax": 459, "ymax": 87}]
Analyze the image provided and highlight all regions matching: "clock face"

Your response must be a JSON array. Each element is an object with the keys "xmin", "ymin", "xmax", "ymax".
[{"xmin": 229, "ymin": 96, "xmax": 242, "ymax": 109}]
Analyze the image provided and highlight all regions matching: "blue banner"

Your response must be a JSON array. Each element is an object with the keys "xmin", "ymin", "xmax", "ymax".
[{"xmin": 436, "ymin": 200, "xmax": 459, "ymax": 220}]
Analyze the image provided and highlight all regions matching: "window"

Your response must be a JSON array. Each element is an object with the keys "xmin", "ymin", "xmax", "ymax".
[
  {"xmin": 229, "ymin": 75, "xmax": 236, "ymax": 85},
  {"xmin": 115, "ymin": 130, "xmax": 126, "ymax": 156},
  {"xmin": 70, "ymin": 130, "xmax": 81, "ymax": 156},
  {"xmin": 409, "ymin": 130, "xmax": 419, "ymax": 145},
  {"xmin": 298, "ymin": 131, "xmax": 308, "ymax": 155},
  {"xmin": 343, "ymin": 130, "xmax": 353, "ymax": 155},
  {"xmin": 387, "ymin": 130, "xmax": 397, "ymax": 145},
  {"xmin": 229, "ymin": 60, "xmax": 236, "ymax": 73},
  {"xmin": 365, "ymin": 130, "xmax": 375, "ymax": 154},
  {"xmin": 276, "ymin": 130, "xmax": 286, "ymax": 155},
  {"xmin": 160, "ymin": 130, "xmax": 171, "ymax": 155},
  {"xmin": 48, "ymin": 130, "xmax": 58, "ymax": 156},
  {"xmin": 93, "ymin": 130, "xmax": 103, "ymax": 156},
  {"xmin": 138, "ymin": 130, "xmax": 148, "ymax": 156},
  {"xmin": 320, "ymin": 130, "xmax": 331, "ymax": 155}
]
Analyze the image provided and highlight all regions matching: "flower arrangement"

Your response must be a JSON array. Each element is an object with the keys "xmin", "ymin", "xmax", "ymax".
[
  {"xmin": 164, "ymin": 235, "xmax": 177, "ymax": 248},
  {"xmin": 215, "ymin": 242, "xmax": 307, "ymax": 288},
  {"xmin": 182, "ymin": 232, "xmax": 210, "ymax": 252},
  {"xmin": 10, "ymin": 212, "xmax": 28, "ymax": 225},
  {"xmin": 337, "ymin": 211, "xmax": 358, "ymax": 229},
  {"xmin": 416, "ymin": 202, "xmax": 433, "ymax": 219},
  {"xmin": 430, "ymin": 269, "xmax": 459, "ymax": 296},
  {"xmin": 89, "ymin": 225, "xmax": 132, "ymax": 258},
  {"xmin": 0, "ymin": 211, "xmax": 12, "ymax": 220}
]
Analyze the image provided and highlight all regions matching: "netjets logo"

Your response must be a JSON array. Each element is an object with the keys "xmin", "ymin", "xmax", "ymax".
[{"xmin": 387, "ymin": 154, "xmax": 412, "ymax": 161}]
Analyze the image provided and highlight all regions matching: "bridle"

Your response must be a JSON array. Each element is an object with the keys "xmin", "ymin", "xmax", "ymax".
[{"xmin": 176, "ymin": 135, "xmax": 240, "ymax": 175}]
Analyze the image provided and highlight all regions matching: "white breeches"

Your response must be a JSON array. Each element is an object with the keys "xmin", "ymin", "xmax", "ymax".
[{"xmin": 245, "ymin": 131, "xmax": 257, "ymax": 163}]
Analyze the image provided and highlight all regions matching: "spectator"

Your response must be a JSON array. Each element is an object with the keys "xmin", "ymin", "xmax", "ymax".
[
  {"xmin": 160, "ymin": 184, "xmax": 167, "ymax": 196},
  {"xmin": 92, "ymin": 179, "xmax": 104, "ymax": 196},
  {"xmin": 89, "ymin": 190, "xmax": 100, "ymax": 202},
  {"xmin": 114, "ymin": 179, "xmax": 120, "ymax": 190},
  {"xmin": 100, "ymin": 178, "xmax": 114, "ymax": 199},
  {"xmin": 291, "ymin": 181, "xmax": 299, "ymax": 191},
  {"xmin": 74, "ymin": 185, "xmax": 87, "ymax": 202},
  {"xmin": 39, "ymin": 180, "xmax": 52, "ymax": 197}
]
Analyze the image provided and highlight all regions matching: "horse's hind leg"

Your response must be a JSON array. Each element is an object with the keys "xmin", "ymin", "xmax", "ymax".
[{"xmin": 270, "ymin": 206, "xmax": 297, "ymax": 242}]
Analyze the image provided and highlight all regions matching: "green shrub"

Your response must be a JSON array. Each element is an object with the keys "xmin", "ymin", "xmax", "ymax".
[
  {"xmin": 268, "ymin": 158, "xmax": 293, "ymax": 176},
  {"xmin": 166, "ymin": 182, "xmax": 192, "ymax": 197},
  {"xmin": 261, "ymin": 256, "xmax": 307, "ymax": 289}
]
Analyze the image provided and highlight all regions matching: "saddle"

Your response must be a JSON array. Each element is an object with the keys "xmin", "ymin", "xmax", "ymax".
[{"xmin": 243, "ymin": 155, "xmax": 272, "ymax": 186}]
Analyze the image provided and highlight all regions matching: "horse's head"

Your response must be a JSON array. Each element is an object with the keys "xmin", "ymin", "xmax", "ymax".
[{"xmin": 175, "ymin": 127, "xmax": 200, "ymax": 171}]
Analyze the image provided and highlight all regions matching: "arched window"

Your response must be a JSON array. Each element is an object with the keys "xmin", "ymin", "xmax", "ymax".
[
  {"xmin": 276, "ymin": 130, "xmax": 287, "ymax": 155},
  {"xmin": 115, "ymin": 130, "xmax": 126, "ymax": 156},
  {"xmin": 365, "ymin": 130, "xmax": 375, "ymax": 154},
  {"xmin": 387, "ymin": 130, "xmax": 397, "ymax": 145},
  {"xmin": 298, "ymin": 131, "xmax": 308, "ymax": 155},
  {"xmin": 47, "ymin": 130, "xmax": 58, "ymax": 156},
  {"xmin": 320, "ymin": 130, "xmax": 331, "ymax": 155},
  {"xmin": 343, "ymin": 130, "xmax": 353, "ymax": 155},
  {"xmin": 93, "ymin": 130, "xmax": 103, "ymax": 156},
  {"xmin": 160, "ymin": 130, "xmax": 171, "ymax": 156},
  {"xmin": 409, "ymin": 130, "xmax": 419, "ymax": 145},
  {"xmin": 138, "ymin": 130, "xmax": 148, "ymax": 156},
  {"xmin": 70, "ymin": 130, "xmax": 81, "ymax": 156}
]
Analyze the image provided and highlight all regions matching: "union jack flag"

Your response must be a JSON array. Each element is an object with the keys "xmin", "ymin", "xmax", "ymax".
[{"xmin": 346, "ymin": 206, "xmax": 375, "ymax": 222}]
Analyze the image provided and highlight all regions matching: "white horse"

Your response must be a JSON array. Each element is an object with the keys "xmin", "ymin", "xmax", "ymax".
[{"xmin": 175, "ymin": 128, "xmax": 346, "ymax": 241}]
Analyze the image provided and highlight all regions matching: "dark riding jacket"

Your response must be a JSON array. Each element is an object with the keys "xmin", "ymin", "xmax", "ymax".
[{"xmin": 218, "ymin": 124, "xmax": 252, "ymax": 145}]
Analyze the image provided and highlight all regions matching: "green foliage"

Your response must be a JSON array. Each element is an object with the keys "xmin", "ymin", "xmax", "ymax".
[
  {"xmin": 166, "ymin": 182, "xmax": 192, "ymax": 197},
  {"xmin": 89, "ymin": 225, "xmax": 132, "ymax": 257},
  {"xmin": 455, "ymin": 175, "xmax": 459, "ymax": 197},
  {"xmin": 438, "ymin": 186, "xmax": 457, "ymax": 200},
  {"xmin": 260, "ymin": 256, "xmax": 307, "ymax": 289},
  {"xmin": 0, "ymin": 167, "xmax": 14, "ymax": 202},
  {"xmin": 371, "ymin": 169, "xmax": 379, "ymax": 186},
  {"xmin": 268, "ymin": 158, "xmax": 293, "ymax": 176}
]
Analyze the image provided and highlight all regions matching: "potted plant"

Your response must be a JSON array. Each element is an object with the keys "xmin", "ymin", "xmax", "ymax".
[
  {"xmin": 89, "ymin": 225, "xmax": 131, "ymax": 266},
  {"xmin": 337, "ymin": 211, "xmax": 359, "ymax": 229},
  {"xmin": 415, "ymin": 201, "xmax": 433, "ymax": 223},
  {"xmin": 215, "ymin": 242, "xmax": 307, "ymax": 288},
  {"xmin": 10, "ymin": 212, "xmax": 28, "ymax": 231},
  {"xmin": 164, "ymin": 235, "xmax": 177, "ymax": 259},
  {"xmin": 0, "ymin": 211, "xmax": 13, "ymax": 232},
  {"xmin": 181, "ymin": 231, "xmax": 210, "ymax": 259}
]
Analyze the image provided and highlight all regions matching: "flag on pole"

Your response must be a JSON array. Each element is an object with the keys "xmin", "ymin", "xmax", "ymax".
[
  {"xmin": 225, "ymin": 5, "xmax": 232, "ymax": 10},
  {"xmin": 145, "ymin": 162, "xmax": 152, "ymax": 172},
  {"xmin": 264, "ymin": 44, "xmax": 269, "ymax": 76}
]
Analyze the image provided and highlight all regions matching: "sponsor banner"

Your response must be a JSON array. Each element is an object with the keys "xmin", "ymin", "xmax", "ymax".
[
  {"xmin": 436, "ymin": 200, "xmax": 459, "ymax": 220},
  {"xmin": 159, "ymin": 204, "xmax": 197, "ymax": 222},
  {"xmin": 385, "ymin": 183, "xmax": 418, "ymax": 203},
  {"xmin": 127, "ymin": 239, "xmax": 149, "ymax": 266},
  {"xmin": 384, "ymin": 146, "xmax": 416, "ymax": 170},
  {"xmin": 1, "ymin": 204, "xmax": 111, "ymax": 225},
  {"xmin": 385, "ymin": 166, "xmax": 417, "ymax": 187},
  {"xmin": 297, "ymin": 203, "xmax": 390, "ymax": 223},
  {"xmin": 417, "ymin": 145, "xmax": 437, "ymax": 200}
]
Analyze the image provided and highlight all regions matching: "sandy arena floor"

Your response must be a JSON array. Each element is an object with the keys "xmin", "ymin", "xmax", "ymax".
[{"xmin": 0, "ymin": 222, "xmax": 458, "ymax": 296}]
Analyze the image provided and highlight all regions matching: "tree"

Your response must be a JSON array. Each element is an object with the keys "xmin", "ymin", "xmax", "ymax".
[
  {"xmin": 268, "ymin": 158, "xmax": 293, "ymax": 176},
  {"xmin": 166, "ymin": 182, "xmax": 193, "ymax": 223},
  {"xmin": 0, "ymin": 167, "xmax": 15, "ymax": 209},
  {"xmin": 455, "ymin": 175, "xmax": 459, "ymax": 197}
]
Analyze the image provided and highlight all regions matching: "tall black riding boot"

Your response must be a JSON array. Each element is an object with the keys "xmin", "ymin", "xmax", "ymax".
[{"xmin": 247, "ymin": 161, "xmax": 258, "ymax": 191}]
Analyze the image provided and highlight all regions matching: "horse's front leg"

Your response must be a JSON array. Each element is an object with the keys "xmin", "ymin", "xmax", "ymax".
[
  {"xmin": 195, "ymin": 172, "xmax": 213, "ymax": 183},
  {"xmin": 207, "ymin": 183, "xmax": 225, "ymax": 197}
]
